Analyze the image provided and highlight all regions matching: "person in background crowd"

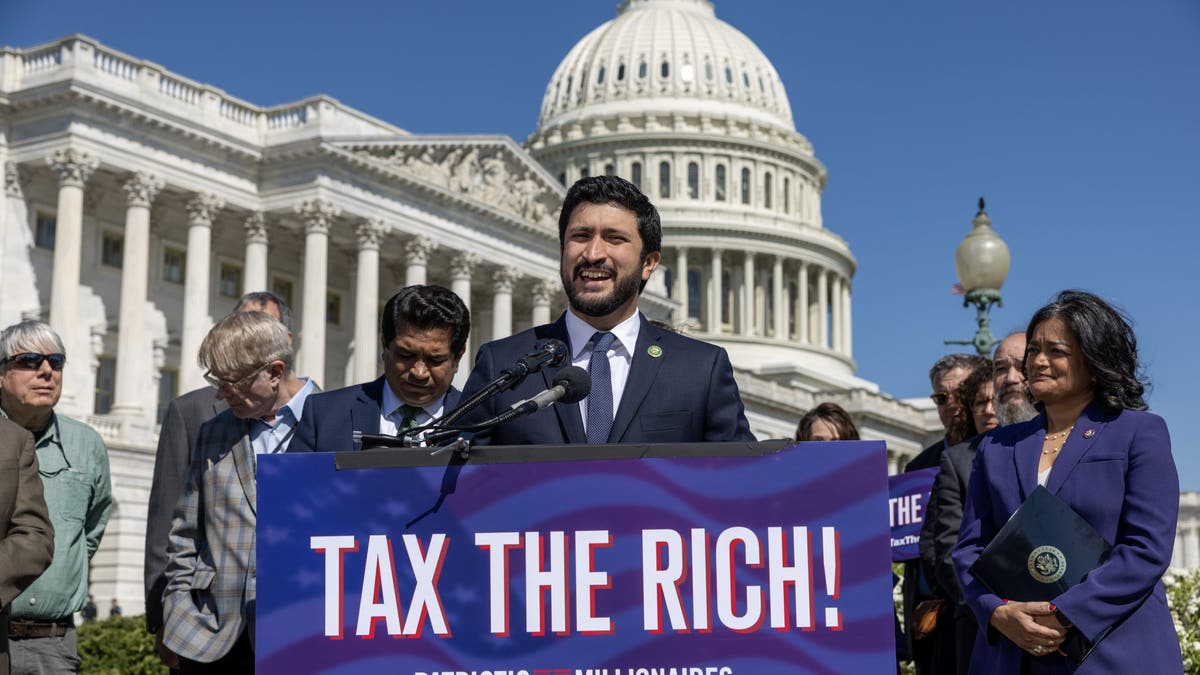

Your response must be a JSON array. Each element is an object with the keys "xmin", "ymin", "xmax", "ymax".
[
  {"xmin": 79, "ymin": 596, "xmax": 96, "ymax": 624},
  {"xmin": 107, "ymin": 599, "xmax": 121, "ymax": 619},
  {"xmin": 953, "ymin": 290, "xmax": 1183, "ymax": 673},
  {"xmin": 0, "ymin": 321, "xmax": 111, "ymax": 675},
  {"xmin": 902, "ymin": 353, "xmax": 987, "ymax": 675},
  {"xmin": 991, "ymin": 331, "xmax": 1038, "ymax": 426},
  {"xmin": 920, "ymin": 355, "xmax": 1010, "ymax": 675},
  {"xmin": 0, "ymin": 416, "xmax": 54, "ymax": 675},
  {"xmin": 795, "ymin": 402, "xmax": 860, "ymax": 441},
  {"xmin": 145, "ymin": 292, "xmax": 292, "ymax": 671},
  {"xmin": 162, "ymin": 311, "xmax": 315, "ymax": 673},
  {"xmin": 291, "ymin": 285, "xmax": 468, "ymax": 452}
]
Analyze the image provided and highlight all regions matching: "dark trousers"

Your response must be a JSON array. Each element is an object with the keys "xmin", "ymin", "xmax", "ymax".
[{"xmin": 179, "ymin": 629, "xmax": 253, "ymax": 674}]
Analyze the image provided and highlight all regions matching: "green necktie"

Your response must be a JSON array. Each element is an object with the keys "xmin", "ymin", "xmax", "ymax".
[{"xmin": 398, "ymin": 404, "xmax": 422, "ymax": 433}]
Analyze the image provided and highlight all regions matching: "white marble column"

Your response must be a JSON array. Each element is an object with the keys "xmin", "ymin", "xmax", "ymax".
[
  {"xmin": 405, "ymin": 236, "xmax": 437, "ymax": 287},
  {"xmin": 1187, "ymin": 525, "xmax": 1200, "ymax": 570},
  {"xmin": 772, "ymin": 256, "xmax": 785, "ymax": 340},
  {"xmin": 817, "ymin": 266, "xmax": 828, "ymax": 349},
  {"xmin": 449, "ymin": 252, "xmax": 480, "ymax": 389},
  {"xmin": 674, "ymin": 247, "xmax": 688, "ymax": 322},
  {"xmin": 177, "ymin": 193, "xmax": 224, "ymax": 391},
  {"xmin": 295, "ymin": 198, "xmax": 338, "ymax": 383},
  {"xmin": 242, "ymin": 212, "xmax": 269, "ymax": 293},
  {"xmin": 708, "ymin": 250, "xmax": 723, "ymax": 334},
  {"xmin": 46, "ymin": 148, "xmax": 98, "ymax": 412},
  {"xmin": 531, "ymin": 278, "xmax": 557, "ymax": 327},
  {"xmin": 491, "ymin": 267, "xmax": 519, "ymax": 340},
  {"xmin": 796, "ymin": 261, "xmax": 809, "ymax": 345},
  {"xmin": 741, "ymin": 252, "xmax": 755, "ymax": 336},
  {"xmin": 353, "ymin": 218, "xmax": 384, "ymax": 384},
  {"xmin": 111, "ymin": 172, "xmax": 164, "ymax": 419},
  {"xmin": 841, "ymin": 277, "xmax": 853, "ymax": 357},
  {"xmin": 831, "ymin": 272, "xmax": 843, "ymax": 353}
]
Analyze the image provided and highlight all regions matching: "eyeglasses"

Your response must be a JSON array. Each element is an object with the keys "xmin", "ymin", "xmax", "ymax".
[
  {"xmin": 3, "ymin": 352, "xmax": 66, "ymax": 371},
  {"xmin": 203, "ymin": 361, "xmax": 273, "ymax": 391},
  {"xmin": 929, "ymin": 392, "xmax": 952, "ymax": 406}
]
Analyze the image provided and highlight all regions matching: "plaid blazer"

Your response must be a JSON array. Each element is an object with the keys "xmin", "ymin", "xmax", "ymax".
[{"xmin": 162, "ymin": 409, "xmax": 257, "ymax": 663}]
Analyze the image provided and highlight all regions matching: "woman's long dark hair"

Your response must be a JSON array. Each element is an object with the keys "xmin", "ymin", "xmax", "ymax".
[
  {"xmin": 795, "ymin": 402, "xmax": 860, "ymax": 441},
  {"xmin": 1025, "ymin": 290, "xmax": 1148, "ymax": 412}
]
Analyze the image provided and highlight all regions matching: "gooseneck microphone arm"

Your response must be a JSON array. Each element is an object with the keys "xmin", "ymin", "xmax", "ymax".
[{"xmin": 433, "ymin": 338, "xmax": 569, "ymax": 430}]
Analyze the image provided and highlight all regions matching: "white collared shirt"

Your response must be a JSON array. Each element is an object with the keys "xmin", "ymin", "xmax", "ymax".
[
  {"xmin": 378, "ymin": 380, "xmax": 447, "ymax": 436},
  {"xmin": 249, "ymin": 377, "xmax": 315, "ymax": 455},
  {"xmin": 564, "ymin": 309, "xmax": 641, "ymax": 434}
]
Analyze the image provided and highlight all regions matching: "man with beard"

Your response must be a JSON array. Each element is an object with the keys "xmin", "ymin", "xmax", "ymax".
[
  {"xmin": 460, "ymin": 175, "xmax": 753, "ymax": 445},
  {"xmin": 991, "ymin": 331, "xmax": 1038, "ymax": 425}
]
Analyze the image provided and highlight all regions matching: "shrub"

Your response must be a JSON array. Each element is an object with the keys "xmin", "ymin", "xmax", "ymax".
[
  {"xmin": 1165, "ymin": 568, "xmax": 1200, "ymax": 675},
  {"xmin": 76, "ymin": 615, "xmax": 167, "ymax": 675}
]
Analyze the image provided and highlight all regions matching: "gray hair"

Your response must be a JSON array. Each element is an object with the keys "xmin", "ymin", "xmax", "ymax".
[
  {"xmin": 198, "ymin": 311, "xmax": 292, "ymax": 376},
  {"xmin": 929, "ymin": 353, "xmax": 986, "ymax": 388},
  {"xmin": 235, "ymin": 291, "xmax": 292, "ymax": 332},
  {"xmin": 0, "ymin": 320, "xmax": 66, "ymax": 367}
]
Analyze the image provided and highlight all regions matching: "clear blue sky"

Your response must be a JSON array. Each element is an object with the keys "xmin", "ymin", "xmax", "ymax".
[{"xmin": 4, "ymin": 1, "xmax": 1198, "ymax": 488}]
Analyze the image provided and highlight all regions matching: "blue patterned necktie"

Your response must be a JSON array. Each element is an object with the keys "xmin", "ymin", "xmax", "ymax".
[{"xmin": 586, "ymin": 331, "xmax": 617, "ymax": 444}]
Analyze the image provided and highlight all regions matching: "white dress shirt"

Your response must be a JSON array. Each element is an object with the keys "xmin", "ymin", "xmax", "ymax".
[
  {"xmin": 564, "ymin": 309, "xmax": 641, "ymax": 435},
  {"xmin": 378, "ymin": 380, "xmax": 447, "ymax": 436}
]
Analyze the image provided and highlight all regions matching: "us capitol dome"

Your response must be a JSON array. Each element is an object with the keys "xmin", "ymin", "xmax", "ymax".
[{"xmin": 528, "ymin": 0, "xmax": 864, "ymax": 394}]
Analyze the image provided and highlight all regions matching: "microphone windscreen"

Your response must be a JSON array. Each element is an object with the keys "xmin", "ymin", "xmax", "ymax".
[
  {"xmin": 553, "ymin": 365, "xmax": 591, "ymax": 404},
  {"xmin": 536, "ymin": 338, "xmax": 569, "ymax": 367}
]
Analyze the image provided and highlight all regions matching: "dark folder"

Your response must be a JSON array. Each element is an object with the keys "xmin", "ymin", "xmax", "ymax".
[{"xmin": 968, "ymin": 485, "xmax": 1112, "ymax": 662}]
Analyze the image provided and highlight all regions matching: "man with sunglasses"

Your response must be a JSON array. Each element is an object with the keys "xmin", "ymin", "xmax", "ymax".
[
  {"xmin": 161, "ymin": 311, "xmax": 314, "ymax": 672},
  {"xmin": 0, "ymin": 320, "xmax": 112, "ymax": 675},
  {"xmin": 900, "ymin": 352, "xmax": 986, "ymax": 675}
]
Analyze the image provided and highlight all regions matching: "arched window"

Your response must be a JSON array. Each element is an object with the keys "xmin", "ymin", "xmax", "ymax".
[
  {"xmin": 687, "ymin": 162, "xmax": 699, "ymax": 199},
  {"xmin": 742, "ymin": 72, "xmax": 750, "ymax": 88},
  {"xmin": 705, "ymin": 61, "xmax": 714, "ymax": 81},
  {"xmin": 580, "ymin": 165, "xmax": 590, "ymax": 179},
  {"xmin": 617, "ymin": 63, "xmax": 626, "ymax": 81},
  {"xmin": 725, "ymin": 65, "xmax": 733, "ymax": 84},
  {"xmin": 659, "ymin": 161, "xmax": 671, "ymax": 198},
  {"xmin": 764, "ymin": 171, "xmax": 773, "ymax": 209},
  {"xmin": 558, "ymin": 172, "xmax": 566, "ymax": 186},
  {"xmin": 661, "ymin": 60, "xmax": 670, "ymax": 78},
  {"xmin": 783, "ymin": 177, "xmax": 791, "ymax": 213},
  {"xmin": 604, "ymin": 163, "xmax": 615, "ymax": 176},
  {"xmin": 715, "ymin": 164, "xmax": 727, "ymax": 201},
  {"xmin": 631, "ymin": 162, "xmax": 642, "ymax": 190},
  {"xmin": 638, "ymin": 60, "xmax": 647, "ymax": 79},
  {"xmin": 741, "ymin": 167, "xmax": 751, "ymax": 205},
  {"xmin": 597, "ymin": 66, "xmax": 606, "ymax": 84},
  {"xmin": 566, "ymin": 75, "xmax": 573, "ymax": 96}
]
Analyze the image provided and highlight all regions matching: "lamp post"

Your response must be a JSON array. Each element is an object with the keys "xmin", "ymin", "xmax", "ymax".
[{"xmin": 945, "ymin": 198, "xmax": 1010, "ymax": 356}]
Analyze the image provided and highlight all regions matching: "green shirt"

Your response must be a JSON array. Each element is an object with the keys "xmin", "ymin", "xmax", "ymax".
[{"xmin": 5, "ymin": 411, "xmax": 112, "ymax": 620}]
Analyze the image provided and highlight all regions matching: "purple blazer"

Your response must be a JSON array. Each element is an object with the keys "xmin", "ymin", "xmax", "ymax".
[{"xmin": 951, "ymin": 402, "xmax": 1183, "ymax": 674}]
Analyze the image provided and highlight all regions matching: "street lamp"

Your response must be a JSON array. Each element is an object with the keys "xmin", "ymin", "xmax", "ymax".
[{"xmin": 945, "ymin": 197, "xmax": 1010, "ymax": 356}]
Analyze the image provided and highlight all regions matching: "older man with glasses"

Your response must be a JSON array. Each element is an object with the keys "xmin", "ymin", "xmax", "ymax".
[
  {"xmin": 0, "ymin": 320, "xmax": 112, "ymax": 675},
  {"xmin": 161, "ymin": 311, "xmax": 315, "ymax": 673}
]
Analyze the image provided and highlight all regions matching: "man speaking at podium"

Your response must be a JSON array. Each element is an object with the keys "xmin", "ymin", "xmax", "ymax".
[{"xmin": 462, "ymin": 175, "xmax": 753, "ymax": 445}]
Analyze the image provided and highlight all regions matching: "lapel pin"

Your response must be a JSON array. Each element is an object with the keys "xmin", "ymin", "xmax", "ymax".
[
  {"xmin": 1082, "ymin": 428, "xmax": 1095, "ymax": 439},
  {"xmin": 647, "ymin": 345, "xmax": 663, "ymax": 358}
]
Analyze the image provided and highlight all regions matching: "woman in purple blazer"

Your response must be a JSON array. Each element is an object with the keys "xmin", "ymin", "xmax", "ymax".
[{"xmin": 952, "ymin": 290, "xmax": 1183, "ymax": 674}]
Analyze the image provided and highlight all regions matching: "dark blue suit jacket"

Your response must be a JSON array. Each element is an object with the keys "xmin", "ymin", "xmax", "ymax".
[
  {"xmin": 460, "ymin": 313, "xmax": 754, "ymax": 445},
  {"xmin": 951, "ymin": 402, "xmax": 1182, "ymax": 674},
  {"xmin": 289, "ymin": 376, "xmax": 461, "ymax": 453}
]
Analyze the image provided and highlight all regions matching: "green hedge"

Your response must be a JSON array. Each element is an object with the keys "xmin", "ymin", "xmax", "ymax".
[{"xmin": 76, "ymin": 615, "xmax": 167, "ymax": 675}]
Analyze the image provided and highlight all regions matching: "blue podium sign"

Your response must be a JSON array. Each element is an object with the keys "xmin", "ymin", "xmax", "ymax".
[{"xmin": 256, "ymin": 441, "xmax": 894, "ymax": 673}]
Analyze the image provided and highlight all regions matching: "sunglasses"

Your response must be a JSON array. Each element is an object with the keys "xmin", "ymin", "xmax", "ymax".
[
  {"xmin": 203, "ymin": 361, "xmax": 273, "ymax": 392},
  {"xmin": 929, "ymin": 392, "xmax": 953, "ymax": 406},
  {"xmin": 3, "ymin": 352, "xmax": 66, "ymax": 371}
]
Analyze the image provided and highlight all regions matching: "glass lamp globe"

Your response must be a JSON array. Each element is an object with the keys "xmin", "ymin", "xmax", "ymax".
[{"xmin": 955, "ymin": 198, "xmax": 1010, "ymax": 292}]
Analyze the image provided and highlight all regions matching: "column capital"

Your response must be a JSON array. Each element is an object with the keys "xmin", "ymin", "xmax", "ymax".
[
  {"xmin": 404, "ymin": 235, "xmax": 438, "ymax": 265},
  {"xmin": 449, "ymin": 252, "xmax": 481, "ymax": 280},
  {"xmin": 46, "ymin": 148, "xmax": 99, "ymax": 188},
  {"xmin": 532, "ymin": 278, "xmax": 559, "ymax": 304},
  {"xmin": 186, "ymin": 192, "xmax": 225, "ymax": 225},
  {"xmin": 355, "ymin": 217, "xmax": 386, "ymax": 251},
  {"xmin": 243, "ymin": 212, "xmax": 269, "ymax": 244},
  {"xmin": 295, "ymin": 198, "xmax": 340, "ymax": 234},
  {"xmin": 5, "ymin": 161, "xmax": 27, "ymax": 197},
  {"xmin": 122, "ymin": 171, "xmax": 165, "ymax": 208},
  {"xmin": 492, "ymin": 266, "xmax": 520, "ymax": 292}
]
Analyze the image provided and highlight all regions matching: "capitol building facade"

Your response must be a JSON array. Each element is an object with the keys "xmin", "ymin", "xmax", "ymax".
[{"xmin": 1, "ymin": 0, "xmax": 1195, "ymax": 616}]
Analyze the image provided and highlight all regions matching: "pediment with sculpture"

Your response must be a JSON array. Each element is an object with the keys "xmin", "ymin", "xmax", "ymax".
[{"xmin": 340, "ymin": 138, "xmax": 563, "ymax": 228}]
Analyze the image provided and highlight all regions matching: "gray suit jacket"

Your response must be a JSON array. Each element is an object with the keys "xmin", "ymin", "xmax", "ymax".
[
  {"xmin": 0, "ymin": 418, "xmax": 54, "ymax": 670},
  {"xmin": 162, "ymin": 409, "xmax": 257, "ymax": 663},
  {"xmin": 144, "ymin": 386, "xmax": 226, "ymax": 633}
]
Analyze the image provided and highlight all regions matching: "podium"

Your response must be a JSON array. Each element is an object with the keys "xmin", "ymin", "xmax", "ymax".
[{"xmin": 256, "ymin": 440, "xmax": 896, "ymax": 673}]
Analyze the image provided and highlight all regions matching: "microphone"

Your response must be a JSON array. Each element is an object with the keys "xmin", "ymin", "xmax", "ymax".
[
  {"xmin": 504, "ymin": 338, "xmax": 569, "ymax": 382},
  {"xmin": 500, "ymin": 366, "xmax": 591, "ymax": 421}
]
